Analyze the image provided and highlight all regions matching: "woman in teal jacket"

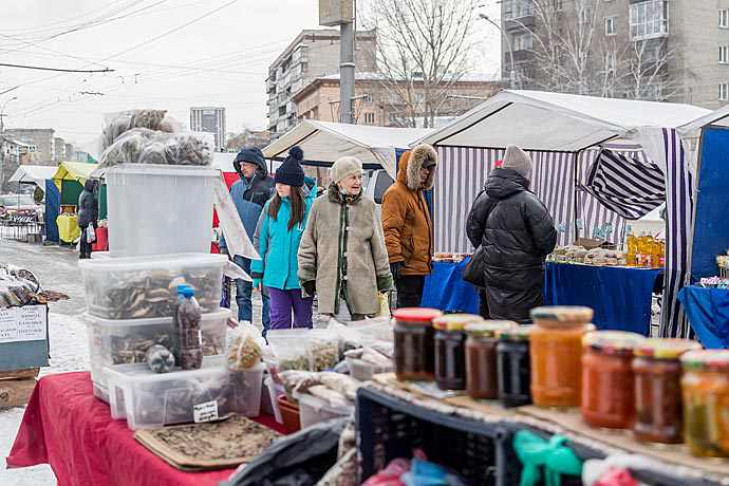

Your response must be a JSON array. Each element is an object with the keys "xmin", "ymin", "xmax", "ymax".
[{"xmin": 251, "ymin": 147, "xmax": 316, "ymax": 329}]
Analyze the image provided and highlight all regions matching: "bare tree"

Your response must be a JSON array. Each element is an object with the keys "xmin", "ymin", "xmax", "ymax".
[{"xmin": 363, "ymin": 0, "xmax": 479, "ymax": 128}]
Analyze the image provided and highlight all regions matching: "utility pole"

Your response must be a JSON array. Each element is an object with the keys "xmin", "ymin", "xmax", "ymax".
[{"xmin": 319, "ymin": 0, "xmax": 356, "ymax": 124}]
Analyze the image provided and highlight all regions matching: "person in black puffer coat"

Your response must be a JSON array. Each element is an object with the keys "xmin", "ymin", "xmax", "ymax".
[
  {"xmin": 77, "ymin": 179, "xmax": 99, "ymax": 259},
  {"xmin": 466, "ymin": 145, "xmax": 557, "ymax": 323}
]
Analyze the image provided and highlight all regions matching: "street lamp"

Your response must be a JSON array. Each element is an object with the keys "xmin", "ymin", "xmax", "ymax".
[{"xmin": 479, "ymin": 13, "xmax": 518, "ymax": 90}]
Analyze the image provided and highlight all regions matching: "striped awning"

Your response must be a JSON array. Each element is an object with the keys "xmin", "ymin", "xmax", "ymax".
[{"xmin": 581, "ymin": 149, "xmax": 665, "ymax": 220}]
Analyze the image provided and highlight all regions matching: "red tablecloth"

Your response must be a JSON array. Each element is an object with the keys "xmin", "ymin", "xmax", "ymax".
[{"xmin": 7, "ymin": 372, "xmax": 285, "ymax": 486}]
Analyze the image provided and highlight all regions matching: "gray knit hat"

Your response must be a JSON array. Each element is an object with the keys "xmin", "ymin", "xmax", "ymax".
[
  {"xmin": 503, "ymin": 145, "xmax": 532, "ymax": 182},
  {"xmin": 331, "ymin": 156, "xmax": 363, "ymax": 184}
]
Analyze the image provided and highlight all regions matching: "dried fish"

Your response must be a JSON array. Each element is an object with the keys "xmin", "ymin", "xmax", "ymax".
[{"xmin": 146, "ymin": 344, "xmax": 175, "ymax": 373}]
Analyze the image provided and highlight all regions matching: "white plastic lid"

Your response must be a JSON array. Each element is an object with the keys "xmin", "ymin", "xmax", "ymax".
[
  {"xmin": 79, "ymin": 252, "xmax": 227, "ymax": 271},
  {"xmin": 84, "ymin": 308, "xmax": 231, "ymax": 329}
]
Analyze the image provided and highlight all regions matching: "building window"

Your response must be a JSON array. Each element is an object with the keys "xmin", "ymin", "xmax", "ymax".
[
  {"xmin": 721, "ymin": 46, "xmax": 729, "ymax": 64},
  {"xmin": 604, "ymin": 51, "xmax": 617, "ymax": 73},
  {"xmin": 630, "ymin": 0, "xmax": 669, "ymax": 40},
  {"xmin": 513, "ymin": 32, "xmax": 534, "ymax": 51},
  {"xmin": 605, "ymin": 16, "xmax": 617, "ymax": 36},
  {"xmin": 554, "ymin": 0, "xmax": 564, "ymax": 11},
  {"xmin": 364, "ymin": 113, "xmax": 375, "ymax": 124},
  {"xmin": 720, "ymin": 83, "xmax": 729, "ymax": 101},
  {"xmin": 504, "ymin": 0, "xmax": 534, "ymax": 21},
  {"xmin": 721, "ymin": 9, "xmax": 729, "ymax": 28}
]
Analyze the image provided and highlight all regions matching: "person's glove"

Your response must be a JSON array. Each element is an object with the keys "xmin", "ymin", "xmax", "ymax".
[
  {"xmin": 390, "ymin": 262, "xmax": 403, "ymax": 280},
  {"xmin": 302, "ymin": 280, "xmax": 316, "ymax": 296}
]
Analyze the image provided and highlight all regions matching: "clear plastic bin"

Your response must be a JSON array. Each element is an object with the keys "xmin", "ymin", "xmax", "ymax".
[
  {"xmin": 87, "ymin": 309, "xmax": 230, "ymax": 390},
  {"xmin": 79, "ymin": 253, "xmax": 226, "ymax": 319},
  {"xmin": 105, "ymin": 164, "xmax": 219, "ymax": 257},
  {"xmin": 264, "ymin": 376, "xmax": 285, "ymax": 424},
  {"xmin": 103, "ymin": 356, "xmax": 264, "ymax": 429},
  {"xmin": 296, "ymin": 392, "xmax": 353, "ymax": 429}
]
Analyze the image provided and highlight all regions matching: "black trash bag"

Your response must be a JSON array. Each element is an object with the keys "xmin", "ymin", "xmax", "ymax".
[{"xmin": 222, "ymin": 418, "xmax": 349, "ymax": 486}]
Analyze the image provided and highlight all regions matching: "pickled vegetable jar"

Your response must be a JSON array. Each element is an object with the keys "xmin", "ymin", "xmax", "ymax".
[
  {"xmin": 433, "ymin": 314, "xmax": 480, "ymax": 390},
  {"xmin": 681, "ymin": 350, "xmax": 729, "ymax": 457},
  {"xmin": 581, "ymin": 331, "xmax": 645, "ymax": 429},
  {"xmin": 465, "ymin": 320, "xmax": 516, "ymax": 400},
  {"xmin": 497, "ymin": 325, "xmax": 533, "ymax": 408},
  {"xmin": 393, "ymin": 308, "xmax": 442, "ymax": 381},
  {"xmin": 530, "ymin": 306, "xmax": 594, "ymax": 408},
  {"xmin": 633, "ymin": 339, "xmax": 702, "ymax": 444}
]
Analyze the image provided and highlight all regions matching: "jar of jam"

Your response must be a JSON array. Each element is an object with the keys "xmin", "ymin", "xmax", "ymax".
[
  {"xmin": 465, "ymin": 320, "xmax": 516, "ymax": 400},
  {"xmin": 530, "ymin": 306, "xmax": 594, "ymax": 408},
  {"xmin": 581, "ymin": 331, "xmax": 645, "ymax": 429},
  {"xmin": 633, "ymin": 339, "xmax": 702, "ymax": 444},
  {"xmin": 497, "ymin": 325, "xmax": 534, "ymax": 408},
  {"xmin": 393, "ymin": 308, "xmax": 443, "ymax": 381},
  {"xmin": 681, "ymin": 350, "xmax": 729, "ymax": 457},
  {"xmin": 433, "ymin": 314, "xmax": 479, "ymax": 390}
]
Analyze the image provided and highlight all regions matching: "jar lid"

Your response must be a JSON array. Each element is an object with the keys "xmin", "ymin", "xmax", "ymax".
[
  {"xmin": 583, "ymin": 331, "xmax": 645, "ymax": 354},
  {"xmin": 634, "ymin": 338, "xmax": 702, "ymax": 359},
  {"xmin": 530, "ymin": 306, "xmax": 594, "ymax": 329},
  {"xmin": 464, "ymin": 320, "xmax": 516, "ymax": 337},
  {"xmin": 681, "ymin": 350, "xmax": 729, "ymax": 372},
  {"xmin": 433, "ymin": 314, "xmax": 483, "ymax": 331},
  {"xmin": 498, "ymin": 324, "xmax": 534, "ymax": 341},
  {"xmin": 393, "ymin": 307, "xmax": 443, "ymax": 323}
]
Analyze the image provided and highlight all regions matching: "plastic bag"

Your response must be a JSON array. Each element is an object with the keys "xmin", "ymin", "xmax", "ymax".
[
  {"xmin": 99, "ymin": 128, "xmax": 213, "ymax": 168},
  {"xmin": 86, "ymin": 225, "xmax": 96, "ymax": 244},
  {"xmin": 101, "ymin": 109, "xmax": 180, "ymax": 150},
  {"xmin": 377, "ymin": 292, "xmax": 391, "ymax": 318},
  {"xmin": 308, "ymin": 331, "xmax": 341, "ymax": 372},
  {"xmin": 226, "ymin": 322, "xmax": 265, "ymax": 370}
]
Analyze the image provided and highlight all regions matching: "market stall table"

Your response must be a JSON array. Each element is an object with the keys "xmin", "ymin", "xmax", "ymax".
[
  {"xmin": 544, "ymin": 262, "xmax": 663, "ymax": 335},
  {"xmin": 6, "ymin": 372, "xmax": 285, "ymax": 486},
  {"xmin": 677, "ymin": 285, "xmax": 729, "ymax": 349},
  {"xmin": 421, "ymin": 258, "xmax": 479, "ymax": 313}
]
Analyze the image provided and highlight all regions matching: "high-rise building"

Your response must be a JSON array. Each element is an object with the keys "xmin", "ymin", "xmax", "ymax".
[
  {"xmin": 266, "ymin": 29, "xmax": 376, "ymax": 137},
  {"xmin": 54, "ymin": 137, "xmax": 65, "ymax": 163},
  {"xmin": 3, "ymin": 128, "xmax": 55, "ymax": 165},
  {"xmin": 190, "ymin": 107, "xmax": 226, "ymax": 151},
  {"xmin": 500, "ymin": 0, "xmax": 729, "ymax": 109}
]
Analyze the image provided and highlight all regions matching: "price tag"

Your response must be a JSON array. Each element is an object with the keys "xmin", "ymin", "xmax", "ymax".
[
  {"xmin": 0, "ymin": 305, "xmax": 47, "ymax": 344},
  {"xmin": 193, "ymin": 400, "xmax": 219, "ymax": 423}
]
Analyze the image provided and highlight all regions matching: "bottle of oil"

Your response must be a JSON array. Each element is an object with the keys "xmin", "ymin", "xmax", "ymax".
[
  {"xmin": 653, "ymin": 239, "xmax": 665, "ymax": 268},
  {"xmin": 637, "ymin": 232, "xmax": 649, "ymax": 267},
  {"xmin": 626, "ymin": 226, "xmax": 637, "ymax": 267}
]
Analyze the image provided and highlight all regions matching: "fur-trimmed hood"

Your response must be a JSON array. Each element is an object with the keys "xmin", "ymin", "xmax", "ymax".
[{"xmin": 397, "ymin": 144, "xmax": 437, "ymax": 191}]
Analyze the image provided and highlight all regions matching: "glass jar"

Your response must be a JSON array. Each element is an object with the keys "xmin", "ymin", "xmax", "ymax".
[
  {"xmin": 433, "ymin": 314, "xmax": 481, "ymax": 390},
  {"xmin": 530, "ymin": 306, "xmax": 594, "ymax": 408},
  {"xmin": 581, "ymin": 331, "xmax": 645, "ymax": 429},
  {"xmin": 497, "ymin": 325, "xmax": 534, "ymax": 408},
  {"xmin": 681, "ymin": 350, "xmax": 729, "ymax": 457},
  {"xmin": 465, "ymin": 320, "xmax": 517, "ymax": 400},
  {"xmin": 393, "ymin": 308, "xmax": 443, "ymax": 381},
  {"xmin": 633, "ymin": 339, "xmax": 702, "ymax": 444}
]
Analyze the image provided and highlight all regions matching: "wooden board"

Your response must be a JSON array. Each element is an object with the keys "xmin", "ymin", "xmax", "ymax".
[
  {"xmin": 0, "ymin": 378, "xmax": 37, "ymax": 410},
  {"xmin": 0, "ymin": 368, "xmax": 39, "ymax": 381}
]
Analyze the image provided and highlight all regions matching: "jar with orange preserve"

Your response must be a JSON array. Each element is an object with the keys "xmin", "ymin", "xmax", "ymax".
[
  {"xmin": 530, "ymin": 306, "xmax": 594, "ymax": 408},
  {"xmin": 681, "ymin": 350, "xmax": 729, "ymax": 457},
  {"xmin": 633, "ymin": 339, "xmax": 702, "ymax": 444},
  {"xmin": 393, "ymin": 308, "xmax": 443, "ymax": 382},
  {"xmin": 433, "ymin": 314, "xmax": 482, "ymax": 390},
  {"xmin": 581, "ymin": 331, "xmax": 645, "ymax": 429},
  {"xmin": 465, "ymin": 320, "xmax": 516, "ymax": 400}
]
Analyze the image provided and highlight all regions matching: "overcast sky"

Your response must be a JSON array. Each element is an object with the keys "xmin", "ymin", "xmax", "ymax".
[{"xmin": 0, "ymin": 0, "xmax": 500, "ymax": 154}]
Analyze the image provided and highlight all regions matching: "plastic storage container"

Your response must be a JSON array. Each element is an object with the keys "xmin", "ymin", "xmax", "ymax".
[
  {"xmin": 265, "ymin": 376, "xmax": 285, "ymax": 424},
  {"xmin": 103, "ymin": 356, "xmax": 264, "ymax": 430},
  {"xmin": 80, "ymin": 253, "xmax": 226, "ymax": 319},
  {"xmin": 105, "ymin": 164, "xmax": 219, "ymax": 257},
  {"xmin": 87, "ymin": 309, "xmax": 230, "ymax": 390},
  {"xmin": 393, "ymin": 308, "xmax": 442, "ymax": 381},
  {"xmin": 296, "ymin": 392, "xmax": 354, "ymax": 428}
]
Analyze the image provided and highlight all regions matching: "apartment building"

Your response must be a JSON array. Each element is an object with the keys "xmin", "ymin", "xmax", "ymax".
[
  {"xmin": 3, "ymin": 128, "xmax": 55, "ymax": 164},
  {"xmin": 190, "ymin": 107, "xmax": 226, "ymax": 151}
]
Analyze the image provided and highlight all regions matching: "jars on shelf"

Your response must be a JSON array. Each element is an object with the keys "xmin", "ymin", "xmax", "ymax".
[
  {"xmin": 681, "ymin": 350, "xmax": 729, "ymax": 457},
  {"xmin": 464, "ymin": 320, "xmax": 517, "ymax": 400},
  {"xmin": 393, "ymin": 308, "xmax": 443, "ymax": 382},
  {"xmin": 581, "ymin": 331, "xmax": 645, "ymax": 429},
  {"xmin": 433, "ymin": 314, "xmax": 482, "ymax": 390},
  {"xmin": 530, "ymin": 306, "xmax": 594, "ymax": 408},
  {"xmin": 633, "ymin": 338, "xmax": 702, "ymax": 444},
  {"xmin": 497, "ymin": 325, "xmax": 534, "ymax": 408}
]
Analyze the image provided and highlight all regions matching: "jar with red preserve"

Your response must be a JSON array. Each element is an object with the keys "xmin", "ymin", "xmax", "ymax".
[
  {"xmin": 433, "ymin": 314, "xmax": 482, "ymax": 390},
  {"xmin": 393, "ymin": 308, "xmax": 442, "ymax": 381},
  {"xmin": 632, "ymin": 338, "xmax": 701, "ymax": 444},
  {"xmin": 464, "ymin": 320, "xmax": 517, "ymax": 400},
  {"xmin": 581, "ymin": 331, "xmax": 645, "ymax": 429}
]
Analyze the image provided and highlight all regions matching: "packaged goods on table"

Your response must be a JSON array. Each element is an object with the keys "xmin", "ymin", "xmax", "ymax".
[
  {"xmin": 432, "ymin": 314, "xmax": 483, "ymax": 391},
  {"xmin": 463, "ymin": 319, "xmax": 516, "ymax": 399},
  {"xmin": 99, "ymin": 128, "xmax": 212, "ymax": 168},
  {"xmin": 632, "ymin": 338, "xmax": 701, "ymax": 444},
  {"xmin": 581, "ymin": 331, "xmax": 645, "ymax": 429},
  {"xmin": 226, "ymin": 323, "xmax": 264, "ymax": 371},
  {"xmin": 145, "ymin": 344, "xmax": 175, "ymax": 374},
  {"xmin": 497, "ymin": 325, "xmax": 533, "ymax": 407},
  {"xmin": 177, "ymin": 287, "xmax": 203, "ymax": 371},
  {"xmin": 345, "ymin": 346, "xmax": 393, "ymax": 381},
  {"xmin": 393, "ymin": 308, "xmax": 442, "ymax": 382},
  {"xmin": 530, "ymin": 306, "xmax": 595, "ymax": 408}
]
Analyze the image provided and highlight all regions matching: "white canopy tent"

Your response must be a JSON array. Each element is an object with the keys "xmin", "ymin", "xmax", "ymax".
[
  {"xmin": 263, "ymin": 120, "xmax": 432, "ymax": 178},
  {"xmin": 8, "ymin": 165, "xmax": 58, "ymax": 187}
]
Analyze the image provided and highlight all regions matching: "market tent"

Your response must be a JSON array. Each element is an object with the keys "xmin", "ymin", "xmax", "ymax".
[
  {"xmin": 52, "ymin": 161, "xmax": 99, "ymax": 191},
  {"xmin": 8, "ymin": 165, "xmax": 57, "ymax": 188},
  {"xmin": 418, "ymin": 89, "xmax": 711, "ymax": 339},
  {"xmin": 263, "ymin": 119, "xmax": 431, "ymax": 178}
]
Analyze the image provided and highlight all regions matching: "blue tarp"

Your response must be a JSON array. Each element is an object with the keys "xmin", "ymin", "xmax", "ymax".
[
  {"xmin": 421, "ymin": 259, "xmax": 480, "ymax": 313},
  {"xmin": 44, "ymin": 179, "xmax": 60, "ymax": 243},
  {"xmin": 678, "ymin": 286, "xmax": 729, "ymax": 349}
]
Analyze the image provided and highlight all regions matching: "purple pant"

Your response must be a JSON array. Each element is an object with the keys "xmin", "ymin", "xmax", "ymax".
[{"xmin": 268, "ymin": 288, "xmax": 314, "ymax": 329}]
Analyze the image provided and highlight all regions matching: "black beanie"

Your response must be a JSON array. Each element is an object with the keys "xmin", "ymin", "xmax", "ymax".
[{"xmin": 275, "ymin": 146, "xmax": 305, "ymax": 187}]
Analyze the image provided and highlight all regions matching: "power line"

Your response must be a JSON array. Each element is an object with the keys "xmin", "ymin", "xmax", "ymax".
[{"xmin": 0, "ymin": 62, "xmax": 113, "ymax": 73}]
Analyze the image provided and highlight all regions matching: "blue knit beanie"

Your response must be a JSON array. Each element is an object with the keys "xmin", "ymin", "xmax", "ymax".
[{"xmin": 275, "ymin": 147, "xmax": 305, "ymax": 187}]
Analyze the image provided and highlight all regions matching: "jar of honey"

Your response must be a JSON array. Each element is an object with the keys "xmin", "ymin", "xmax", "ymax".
[
  {"xmin": 393, "ymin": 308, "xmax": 443, "ymax": 381},
  {"xmin": 681, "ymin": 350, "xmax": 729, "ymax": 457},
  {"xmin": 433, "ymin": 314, "xmax": 481, "ymax": 390},
  {"xmin": 633, "ymin": 339, "xmax": 702, "ymax": 444},
  {"xmin": 497, "ymin": 325, "xmax": 534, "ymax": 408},
  {"xmin": 581, "ymin": 331, "xmax": 645, "ymax": 429},
  {"xmin": 465, "ymin": 320, "xmax": 517, "ymax": 400},
  {"xmin": 530, "ymin": 306, "xmax": 594, "ymax": 408}
]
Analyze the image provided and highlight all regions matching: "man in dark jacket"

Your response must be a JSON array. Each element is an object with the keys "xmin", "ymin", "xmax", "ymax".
[
  {"xmin": 221, "ymin": 147, "xmax": 274, "ymax": 328},
  {"xmin": 466, "ymin": 145, "xmax": 557, "ymax": 323},
  {"xmin": 77, "ymin": 179, "xmax": 98, "ymax": 259}
]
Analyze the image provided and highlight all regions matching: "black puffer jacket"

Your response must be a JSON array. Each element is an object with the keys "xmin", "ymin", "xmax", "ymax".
[
  {"xmin": 466, "ymin": 168, "xmax": 557, "ymax": 323},
  {"xmin": 77, "ymin": 179, "xmax": 98, "ymax": 228}
]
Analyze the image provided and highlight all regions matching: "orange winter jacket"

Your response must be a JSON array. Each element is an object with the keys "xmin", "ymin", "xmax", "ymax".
[{"xmin": 381, "ymin": 145, "xmax": 437, "ymax": 276}]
